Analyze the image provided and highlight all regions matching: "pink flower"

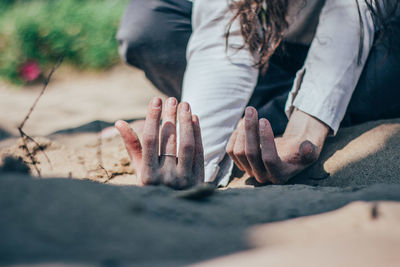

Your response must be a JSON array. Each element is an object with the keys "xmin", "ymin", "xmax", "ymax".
[{"xmin": 19, "ymin": 61, "xmax": 41, "ymax": 82}]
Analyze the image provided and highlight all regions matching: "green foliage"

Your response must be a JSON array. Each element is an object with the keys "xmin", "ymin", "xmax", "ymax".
[{"xmin": 0, "ymin": 0, "xmax": 129, "ymax": 84}]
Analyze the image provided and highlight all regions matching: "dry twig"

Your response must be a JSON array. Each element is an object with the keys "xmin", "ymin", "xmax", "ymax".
[
  {"xmin": 85, "ymin": 121, "xmax": 112, "ymax": 182},
  {"xmin": 17, "ymin": 57, "xmax": 63, "ymax": 177}
]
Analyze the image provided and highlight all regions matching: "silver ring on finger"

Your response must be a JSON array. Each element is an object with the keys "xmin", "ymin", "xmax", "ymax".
[{"xmin": 161, "ymin": 153, "xmax": 176, "ymax": 157}]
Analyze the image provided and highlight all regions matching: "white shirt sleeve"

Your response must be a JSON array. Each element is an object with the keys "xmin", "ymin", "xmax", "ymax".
[
  {"xmin": 181, "ymin": 0, "xmax": 258, "ymax": 186},
  {"xmin": 182, "ymin": 0, "xmax": 377, "ymax": 186},
  {"xmin": 285, "ymin": 0, "xmax": 376, "ymax": 134}
]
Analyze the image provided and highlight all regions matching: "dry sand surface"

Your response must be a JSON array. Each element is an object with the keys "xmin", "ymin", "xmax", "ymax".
[
  {"xmin": 0, "ymin": 64, "xmax": 163, "ymax": 137},
  {"xmin": 195, "ymin": 201, "xmax": 400, "ymax": 267},
  {"xmin": 0, "ymin": 64, "xmax": 400, "ymax": 266}
]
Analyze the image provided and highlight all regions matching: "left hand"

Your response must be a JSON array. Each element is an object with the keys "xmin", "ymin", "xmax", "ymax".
[
  {"xmin": 116, "ymin": 97, "xmax": 204, "ymax": 189},
  {"xmin": 226, "ymin": 107, "xmax": 329, "ymax": 184}
]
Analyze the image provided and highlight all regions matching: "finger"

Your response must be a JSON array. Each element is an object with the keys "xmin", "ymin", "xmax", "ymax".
[
  {"xmin": 233, "ymin": 119, "xmax": 254, "ymax": 176},
  {"xmin": 160, "ymin": 97, "xmax": 178, "ymax": 166},
  {"xmin": 244, "ymin": 107, "xmax": 268, "ymax": 183},
  {"xmin": 141, "ymin": 97, "xmax": 162, "ymax": 184},
  {"xmin": 299, "ymin": 140, "xmax": 319, "ymax": 165},
  {"xmin": 226, "ymin": 127, "xmax": 245, "ymax": 171},
  {"xmin": 259, "ymin": 118, "xmax": 281, "ymax": 184},
  {"xmin": 177, "ymin": 102, "xmax": 195, "ymax": 180},
  {"xmin": 115, "ymin": 120, "xmax": 142, "ymax": 173},
  {"xmin": 192, "ymin": 115, "xmax": 204, "ymax": 184}
]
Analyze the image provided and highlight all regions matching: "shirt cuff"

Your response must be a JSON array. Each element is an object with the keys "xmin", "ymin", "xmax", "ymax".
[
  {"xmin": 204, "ymin": 153, "xmax": 234, "ymax": 187},
  {"xmin": 285, "ymin": 67, "xmax": 343, "ymax": 135}
]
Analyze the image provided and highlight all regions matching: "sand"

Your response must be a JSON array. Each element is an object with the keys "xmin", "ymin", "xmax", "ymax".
[
  {"xmin": 0, "ymin": 64, "xmax": 162, "ymax": 137},
  {"xmin": 1, "ymin": 173, "xmax": 400, "ymax": 266},
  {"xmin": 196, "ymin": 201, "xmax": 400, "ymax": 267},
  {"xmin": 0, "ymin": 64, "xmax": 162, "ymax": 185},
  {"xmin": 230, "ymin": 118, "xmax": 400, "ymax": 188},
  {"xmin": 0, "ymin": 64, "xmax": 400, "ymax": 266}
]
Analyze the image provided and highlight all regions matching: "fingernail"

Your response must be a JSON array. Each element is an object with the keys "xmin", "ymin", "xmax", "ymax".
[
  {"xmin": 245, "ymin": 107, "xmax": 254, "ymax": 119},
  {"xmin": 259, "ymin": 119, "xmax": 267, "ymax": 130},
  {"xmin": 167, "ymin": 97, "xmax": 177, "ymax": 107},
  {"xmin": 299, "ymin": 140, "xmax": 319, "ymax": 164},
  {"xmin": 183, "ymin": 102, "xmax": 190, "ymax": 112},
  {"xmin": 192, "ymin": 115, "xmax": 199, "ymax": 124},
  {"xmin": 152, "ymin": 98, "xmax": 161, "ymax": 108}
]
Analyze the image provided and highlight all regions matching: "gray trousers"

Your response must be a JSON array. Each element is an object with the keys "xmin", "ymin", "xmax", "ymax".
[{"xmin": 117, "ymin": 0, "xmax": 400, "ymax": 135}]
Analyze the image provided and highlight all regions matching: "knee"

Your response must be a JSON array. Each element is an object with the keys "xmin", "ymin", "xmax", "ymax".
[
  {"xmin": 117, "ymin": 39, "xmax": 129, "ymax": 64},
  {"xmin": 116, "ymin": 0, "xmax": 159, "ymax": 66},
  {"xmin": 116, "ymin": 0, "xmax": 191, "ymax": 68},
  {"xmin": 117, "ymin": 37, "xmax": 145, "ymax": 67},
  {"xmin": 117, "ymin": 26, "xmax": 153, "ymax": 67}
]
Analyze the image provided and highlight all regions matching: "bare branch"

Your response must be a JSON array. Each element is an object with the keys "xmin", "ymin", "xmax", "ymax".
[{"xmin": 17, "ymin": 57, "xmax": 63, "ymax": 177}]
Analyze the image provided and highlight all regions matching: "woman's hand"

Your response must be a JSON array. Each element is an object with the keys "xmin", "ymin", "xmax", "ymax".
[
  {"xmin": 115, "ymin": 97, "xmax": 204, "ymax": 189},
  {"xmin": 226, "ymin": 107, "xmax": 329, "ymax": 184}
]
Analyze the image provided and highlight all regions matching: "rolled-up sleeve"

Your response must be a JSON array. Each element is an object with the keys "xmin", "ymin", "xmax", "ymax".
[
  {"xmin": 285, "ymin": 0, "xmax": 376, "ymax": 134},
  {"xmin": 182, "ymin": 0, "xmax": 258, "ymax": 186}
]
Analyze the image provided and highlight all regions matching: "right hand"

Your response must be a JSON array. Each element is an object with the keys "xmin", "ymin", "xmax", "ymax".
[
  {"xmin": 226, "ymin": 107, "xmax": 327, "ymax": 185},
  {"xmin": 115, "ymin": 97, "xmax": 204, "ymax": 189}
]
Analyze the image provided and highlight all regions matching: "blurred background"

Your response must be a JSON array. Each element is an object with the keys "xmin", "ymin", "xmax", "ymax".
[
  {"xmin": 0, "ymin": 0, "xmax": 161, "ymax": 137},
  {"xmin": 0, "ymin": 0, "xmax": 129, "ymax": 84}
]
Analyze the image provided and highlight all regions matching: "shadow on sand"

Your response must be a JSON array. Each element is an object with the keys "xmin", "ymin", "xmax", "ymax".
[
  {"xmin": 50, "ymin": 118, "xmax": 143, "ymax": 135},
  {"xmin": 0, "ymin": 127, "xmax": 13, "ymax": 141},
  {"xmin": 290, "ymin": 118, "xmax": 400, "ymax": 187}
]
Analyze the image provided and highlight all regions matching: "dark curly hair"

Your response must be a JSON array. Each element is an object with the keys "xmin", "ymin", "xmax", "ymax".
[{"xmin": 227, "ymin": 0, "xmax": 399, "ymax": 72}]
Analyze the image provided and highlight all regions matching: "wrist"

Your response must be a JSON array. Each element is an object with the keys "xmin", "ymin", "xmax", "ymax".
[{"xmin": 283, "ymin": 108, "xmax": 329, "ymax": 151}]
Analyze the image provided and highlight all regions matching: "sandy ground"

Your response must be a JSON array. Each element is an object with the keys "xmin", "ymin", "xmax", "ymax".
[
  {"xmin": 196, "ymin": 201, "xmax": 400, "ymax": 267},
  {"xmin": 0, "ymin": 64, "xmax": 163, "ymax": 137},
  {"xmin": 0, "ymin": 64, "xmax": 400, "ymax": 266},
  {"xmin": 1, "ymin": 173, "xmax": 400, "ymax": 267},
  {"xmin": 0, "ymin": 64, "xmax": 164, "ymax": 185}
]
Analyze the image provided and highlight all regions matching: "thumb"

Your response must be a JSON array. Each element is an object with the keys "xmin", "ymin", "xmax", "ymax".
[
  {"xmin": 299, "ymin": 140, "xmax": 319, "ymax": 165},
  {"xmin": 115, "ymin": 120, "xmax": 142, "ymax": 174}
]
